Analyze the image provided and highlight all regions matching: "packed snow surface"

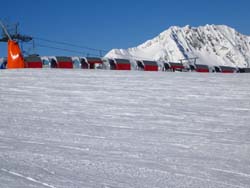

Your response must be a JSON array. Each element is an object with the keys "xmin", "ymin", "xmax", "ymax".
[{"xmin": 0, "ymin": 69, "xmax": 250, "ymax": 188}]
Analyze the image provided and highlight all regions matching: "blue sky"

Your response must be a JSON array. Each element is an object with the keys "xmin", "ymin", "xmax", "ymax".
[{"xmin": 0, "ymin": 0, "xmax": 250, "ymax": 57}]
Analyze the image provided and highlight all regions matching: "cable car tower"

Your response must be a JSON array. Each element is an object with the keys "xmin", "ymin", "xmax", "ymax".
[
  {"xmin": 0, "ymin": 21, "xmax": 32, "ymax": 42},
  {"xmin": 0, "ymin": 20, "xmax": 32, "ymax": 68},
  {"xmin": 179, "ymin": 57, "xmax": 199, "ymax": 71}
]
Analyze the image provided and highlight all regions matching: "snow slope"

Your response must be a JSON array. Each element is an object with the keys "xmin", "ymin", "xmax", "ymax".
[
  {"xmin": 0, "ymin": 69, "xmax": 250, "ymax": 188},
  {"xmin": 106, "ymin": 25, "xmax": 250, "ymax": 68}
]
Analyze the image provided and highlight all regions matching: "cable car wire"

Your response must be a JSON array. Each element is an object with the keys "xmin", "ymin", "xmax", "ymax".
[
  {"xmin": 25, "ymin": 43, "xmax": 101, "ymax": 57},
  {"xmin": 33, "ymin": 36, "xmax": 108, "ymax": 53},
  {"xmin": 30, "ymin": 37, "xmax": 155, "ymax": 60}
]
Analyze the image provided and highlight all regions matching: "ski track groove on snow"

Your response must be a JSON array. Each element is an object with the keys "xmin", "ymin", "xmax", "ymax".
[{"xmin": 1, "ymin": 168, "xmax": 56, "ymax": 188}]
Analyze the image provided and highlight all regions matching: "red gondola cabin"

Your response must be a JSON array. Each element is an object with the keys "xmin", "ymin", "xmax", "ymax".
[
  {"xmin": 195, "ymin": 64, "xmax": 209, "ymax": 73},
  {"xmin": 113, "ymin": 59, "xmax": 131, "ymax": 70},
  {"xmin": 56, "ymin": 56, "xmax": 73, "ymax": 68},
  {"xmin": 25, "ymin": 55, "xmax": 43, "ymax": 68},
  {"xmin": 169, "ymin": 62, "xmax": 185, "ymax": 72},
  {"xmin": 219, "ymin": 66, "xmax": 236, "ymax": 73},
  {"xmin": 86, "ymin": 57, "xmax": 103, "ymax": 69},
  {"xmin": 143, "ymin": 60, "xmax": 158, "ymax": 71},
  {"xmin": 136, "ymin": 60, "xmax": 158, "ymax": 71}
]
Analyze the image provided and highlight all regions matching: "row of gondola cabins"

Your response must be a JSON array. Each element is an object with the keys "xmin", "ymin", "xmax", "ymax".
[{"xmin": 18, "ymin": 55, "xmax": 250, "ymax": 73}]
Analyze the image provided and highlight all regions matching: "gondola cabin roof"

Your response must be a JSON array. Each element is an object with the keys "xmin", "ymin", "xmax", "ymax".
[
  {"xmin": 86, "ymin": 57, "xmax": 102, "ymax": 62},
  {"xmin": 56, "ymin": 56, "xmax": 72, "ymax": 62},
  {"xmin": 195, "ymin": 64, "xmax": 209, "ymax": 69},
  {"xmin": 142, "ymin": 60, "xmax": 158, "ymax": 66},
  {"xmin": 168, "ymin": 62, "xmax": 184, "ymax": 68},
  {"xmin": 219, "ymin": 66, "xmax": 236, "ymax": 72},
  {"xmin": 114, "ymin": 59, "xmax": 130, "ymax": 64},
  {"xmin": 24, "ymin": 55, "xmax": 42, "ymax": 62}
]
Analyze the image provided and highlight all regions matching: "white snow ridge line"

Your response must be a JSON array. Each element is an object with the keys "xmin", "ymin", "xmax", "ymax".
[
  {"xmin": 210, "ymin": 168, "xmax": 250, "ymax": 178},
  {"xmin": 1, "ymin": 168, "xmax": 57, "ymax": 188}
]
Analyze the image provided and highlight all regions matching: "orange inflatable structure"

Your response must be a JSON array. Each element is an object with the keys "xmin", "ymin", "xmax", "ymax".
[{"xmin": 7, "ymin": 40, "xmax": 25, "ymax": 69}]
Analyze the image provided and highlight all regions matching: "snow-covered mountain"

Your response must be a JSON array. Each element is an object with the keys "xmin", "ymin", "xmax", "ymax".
[{"xmin": 106, "ymin": 25, "xmax": 250, "ymax": 68}]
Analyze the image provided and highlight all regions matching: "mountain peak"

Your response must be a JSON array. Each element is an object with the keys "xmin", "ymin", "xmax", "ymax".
[{"xmin": 106, "ymin": 24, "xmax": 250, "ymax": 67}]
